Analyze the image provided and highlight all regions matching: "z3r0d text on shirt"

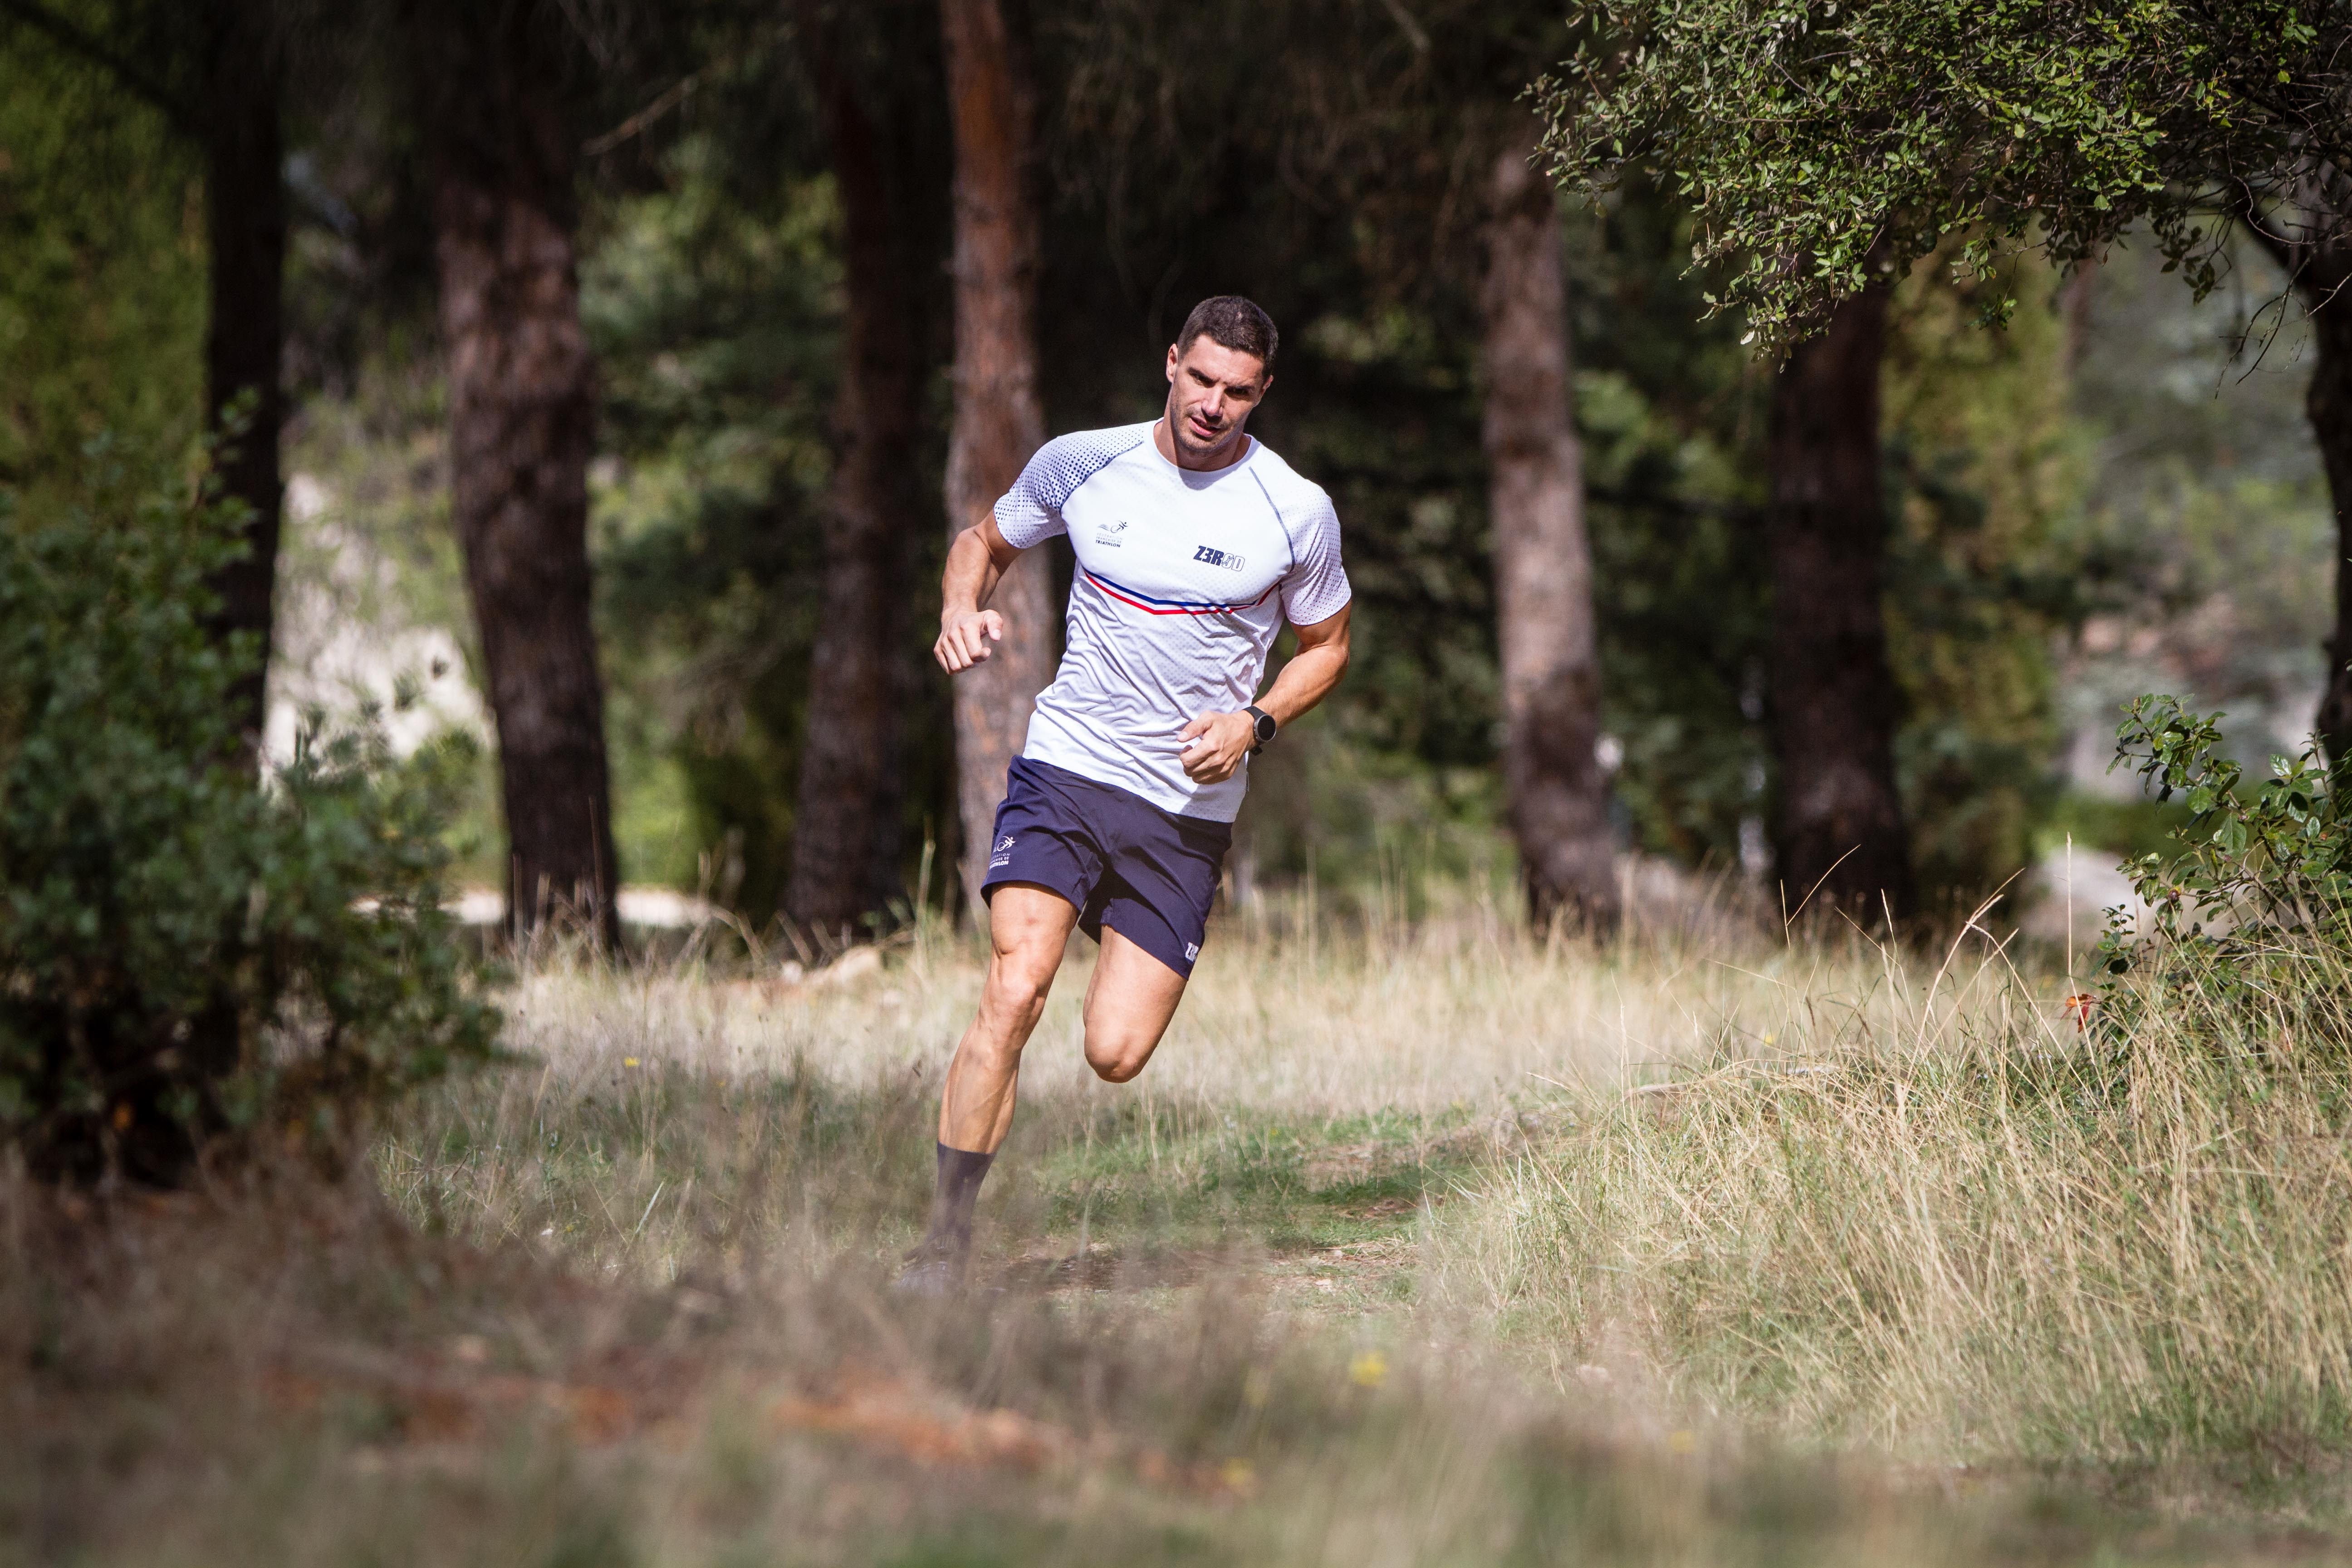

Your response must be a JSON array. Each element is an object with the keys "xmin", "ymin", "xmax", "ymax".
[{"xmin": 992, "ymin": 421, "xmax": 1351, "ymax": 823}]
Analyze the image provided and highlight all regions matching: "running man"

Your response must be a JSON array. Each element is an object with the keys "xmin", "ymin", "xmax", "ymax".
[{"xmin": 902, "ymin": 296, "xmax": 1352, "ymax": 1289}]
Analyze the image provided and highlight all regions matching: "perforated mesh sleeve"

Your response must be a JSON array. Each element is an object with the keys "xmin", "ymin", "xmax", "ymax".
[
  {"xmin": 991, "ymin": 424, "xmax": 1152, "ymax": 549},
  {"xmin": 1277, "ymin": 488, "xmax": 1352, "ymax": 627}
]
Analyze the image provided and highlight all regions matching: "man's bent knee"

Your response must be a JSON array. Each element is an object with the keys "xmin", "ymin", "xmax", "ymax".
[
  {"xmin": 1084, "ymin": 1035, "xmax": 1152, "ymax": 1083},
  {"xmin": 983, "ymin": 951, "xmax": 1058, "ymax": 1017}
]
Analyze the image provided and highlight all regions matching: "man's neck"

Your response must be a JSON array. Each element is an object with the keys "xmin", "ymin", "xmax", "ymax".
[{"xmin": 1153, "ymin": 416, "xmax": 1250, "ymax": 473}]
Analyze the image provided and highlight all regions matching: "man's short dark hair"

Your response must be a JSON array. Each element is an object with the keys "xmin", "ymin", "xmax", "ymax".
[{"xmin": 1176, "ymin": 296, "xmax": 1278, "ymax": 373}]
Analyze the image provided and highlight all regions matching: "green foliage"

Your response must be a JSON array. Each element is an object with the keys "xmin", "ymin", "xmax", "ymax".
[
  {"xmin": 1574, "ymin": 198, "xmax": 2090, "ymax": 893},
  {"xmin": 584, "ymin": 133, "xmax": 848, "ymax": 911},
  {"xmin": 0, "ymin": 444, "xmax": 499, "ymax": 1185},
  {"xmin": 1566, "ymin": 182, "xmax": 1774, "ymax": 867},
  {"xmin": 2092, "ymin": 695, "xmax": 2352, "ymax": 1025},
  {"xmin": 0, "ymin": 24, "xmax": 205, "ymax": 498},
  {"xmin": 1544, "ymin": 0, "xmax": 2339, "ymax": 345},
  {"xmin": 1882, "ymin": 245, "xmax": 2086, "ymax": 904},
  {"xmin": 583, "ymin": 63, "xmax": 958, "ymax": 911}
]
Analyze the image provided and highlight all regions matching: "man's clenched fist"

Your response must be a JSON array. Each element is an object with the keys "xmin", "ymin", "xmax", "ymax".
[
  {"xmin": 936, "ymin": 608, "xmax": 1006, "ymax": 674},
  {"xmin": 1176, "ymin": 710, "xmax": 1255, "ymax": 784}
]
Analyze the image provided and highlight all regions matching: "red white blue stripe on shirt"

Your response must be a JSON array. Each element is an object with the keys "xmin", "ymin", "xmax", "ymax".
[{"xmin": 1082, "ymin": 568, "xmax": 1275, "ymax": 617}]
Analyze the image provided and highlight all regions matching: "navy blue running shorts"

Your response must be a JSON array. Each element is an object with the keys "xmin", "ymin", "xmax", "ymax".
[{"xmin": 981, "ymin": 757, "xmax": 1232, "ymax": 979}]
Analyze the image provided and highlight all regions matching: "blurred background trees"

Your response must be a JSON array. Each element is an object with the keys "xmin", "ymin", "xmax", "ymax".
[
  {"xmin": 0, "ymin": 0, "xmax": 295, "ymax": 751},
  {"xmin": 1, "ymin": 0, "xmax": 2337, "ymax": 944},
  {"xmin": 781, "ymin": 0, "xmax": 939, "ymax": 938},
  {"xmin": 939, "ymin": 0, "xmax": 1054, "ymax": 922},
  {"xmin": 405, "ymin": 0, "xmax": 624, "ymax": 946},
  {"xmin": 1549, "ymin": 0, "xmax": 2352, "ymax": 912}
]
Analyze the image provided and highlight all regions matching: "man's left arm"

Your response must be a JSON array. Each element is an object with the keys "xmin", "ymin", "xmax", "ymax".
[{"xmin": 1178, "ymin": 604, "xmax": 1352, "ymax": 784}]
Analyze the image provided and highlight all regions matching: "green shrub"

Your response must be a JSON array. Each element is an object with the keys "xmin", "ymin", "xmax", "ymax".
[
  {"xmin": 0, "ymin": 443, "xmax": 500, "ymax": 1185},
  {"xmin": 2092, "ymin": 695, "xmax": 2352, "ymax": 1041}
]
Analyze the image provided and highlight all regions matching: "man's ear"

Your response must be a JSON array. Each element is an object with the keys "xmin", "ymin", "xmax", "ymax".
[{"xmin": 1165, "ymin": 344, "xmax": 1180, "ymax": 382}]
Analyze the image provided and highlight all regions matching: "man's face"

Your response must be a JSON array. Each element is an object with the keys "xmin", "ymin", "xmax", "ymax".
[{"xmin": 1162, "ymin": 337, "xmax": 1269, "ymax": 465}]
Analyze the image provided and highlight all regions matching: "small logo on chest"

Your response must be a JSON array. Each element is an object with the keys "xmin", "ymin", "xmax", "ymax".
[
  {"xmin": 1093, "ymin": 519, "xmax": 1129, "ymax": 546},
  {"xmin": 1192, "ymin": 545, "xmax": 1247, "ymax": 572}
]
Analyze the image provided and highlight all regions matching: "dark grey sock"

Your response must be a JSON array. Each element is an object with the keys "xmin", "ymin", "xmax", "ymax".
[{"xmin": 926, "ymin": 1142, "xmax": 995, "ymax": 1254}]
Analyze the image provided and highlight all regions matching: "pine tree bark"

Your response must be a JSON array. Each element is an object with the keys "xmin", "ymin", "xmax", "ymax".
[
  {"xmin": 1765, "ymin": 280, "xmax": 1916, "ymax": 922},
  {"xmin": 417, "ymin": 3, "xmax": 619, "ymax": 946},
  {"xmin": 1480, "ymin": 126, "xmax": 1617, "ymax": 932},
  {"xmin": 783, "ymin": 11, "xmax": 921, "ymax": 939},
  {"xmin": 941, "ymin": 0, "xmax": 1054, "ymax": 918},
  {"xmin": 200, "ymin": 0, "xmax": 284, "ymax": 756}
]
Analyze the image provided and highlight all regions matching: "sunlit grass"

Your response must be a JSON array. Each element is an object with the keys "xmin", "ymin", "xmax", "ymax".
[
  {"xmin": 1439, "ymin": 935, "xmax": 2352, "ymax": 1475},
  {"xmin": 400, "ymin": 881, "xmax": 2352, "ymax": 1490},
  {"xmin": 16, "ymin": 880, "xmax": 2352, "ymax": 1564},
  {"xmin": 382, "ymin": 875, "xmax": 1921, "ymax": 1281}
]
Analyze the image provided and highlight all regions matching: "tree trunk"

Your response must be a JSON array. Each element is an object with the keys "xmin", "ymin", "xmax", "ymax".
[
  {"xmin": 1479, "ymin": 125, "xmax": 1617, "ymax": 932},
  {"xmin": 200, "ymin": 0, "xmax": 284, "ymax": 756},
  {"xmin": 2307, "ymin": 297, "xmax": 2352, "ymax": 764},
  {"xmin": 941, "ymin": 0, "xmax": 1054, "ymax": 919},
  {"xmin": 2058, "ymin": 258, "xmax": 2097, "ymax": 378},
  {"xmin": 783, "ymin": 11, "xmax": 922, "ymax": 940},
  {"xmin": 1765, "ymin": 280, "xmax": 1916, "ymax": 923},
  {"xmin": 419, "ymin": 4, "xmax": 619, "ymax": 947},
  {"xmin": 2238, "ymin": 182, "xmax": 2352, "ymax": 766}
]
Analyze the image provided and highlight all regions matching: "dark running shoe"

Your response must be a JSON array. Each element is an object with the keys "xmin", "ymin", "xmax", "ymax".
[{"xmin": 892, "ymin": 1238, "xmax": 967, "ymax": 1297}]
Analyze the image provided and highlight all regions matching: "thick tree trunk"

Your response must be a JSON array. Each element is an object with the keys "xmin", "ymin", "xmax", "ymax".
[
  {"xmin": 783, "ymin": 14, "xmax": 922, "ymax": 939},
  {"xmin": 1479, "ymin": 127, "xmax": 1617, "ymax": 932},
  {"xmin": 1765, "ymin": 281, "xmax": 1916, "ymax": 923},
  {"xmin": 2240, "ymin": 183, "xmax": 2352, "ymax": 766},
  {"xmin": 941, "ymin": 0, "xmax": 1054, "ymax": 919},
  {"xmin": 420, "ymin": 5, "xmax": 620, "ymax": 946},
  {"xmin": 200, "ymin": 0, "xmax": 284, "ymax": 755},
  {"xmin": 2307, "ymin": 299, "xmax": 2352, "ymax": 764},
  {"xmin": 2278, "ymin": 237, "xmax": 2352, "ymax": 765}
]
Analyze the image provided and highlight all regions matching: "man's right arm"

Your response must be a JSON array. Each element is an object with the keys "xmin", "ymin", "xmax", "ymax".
[{"xmin": 934, "ymin": 516, "xmax": 1025, "ymax": 674}]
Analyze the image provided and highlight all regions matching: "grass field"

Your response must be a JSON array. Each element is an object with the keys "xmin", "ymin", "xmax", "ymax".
[{"xmin": 13, "ymin": 883, "xmax": 2352, "ymax": 1565}]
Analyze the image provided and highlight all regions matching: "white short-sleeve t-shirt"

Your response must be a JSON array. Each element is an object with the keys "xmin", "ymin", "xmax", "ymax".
[{"xmin": 993, "ymin": 421, "xmax": 1352, "ymax": 823}]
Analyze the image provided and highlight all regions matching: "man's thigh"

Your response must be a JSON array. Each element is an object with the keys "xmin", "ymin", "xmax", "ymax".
[
  {"xmin": 985, "ymin": 882, "xmax": 1081, "ymax": 969},
  {"xmin": 1082, "ymin": 926, "xmax": 1188, "ymax": 1081}
]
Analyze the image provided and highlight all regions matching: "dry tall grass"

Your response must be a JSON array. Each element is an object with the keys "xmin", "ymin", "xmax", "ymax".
[
  {"xmin": 388, "ymin": 878, "xmax": 1919, "ymax": 1279},
  {"xmin": 14, "ymin": 1166, "xmax": 2189, "ymax": 1568},
  {"xmin": 1438, "ymin": 923, "xmax": 2352, "ymax": 1473},
  {"xmin": 510, "ymin": 877, "xmax": 1870, "ymax": 1100},
  {"xmin": 14, "ymin": 883, "xmax": 2352, "ymax": 1564},
  {"xmin": 388, "ymin": 881, "xmax": 2352, "ymax": 1483}
]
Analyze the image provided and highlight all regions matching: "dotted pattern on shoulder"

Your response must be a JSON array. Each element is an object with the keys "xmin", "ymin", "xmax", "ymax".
[
  {"xmin": 1275, "ymin": 487, "xmax": 1349, "ymax": 627},
  {"xmin": 994, "ymin": 424, "xmax": 1155, "ymax": 549}
]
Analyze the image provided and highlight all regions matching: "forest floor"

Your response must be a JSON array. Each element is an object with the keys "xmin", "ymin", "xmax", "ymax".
[{"xmin": 13, "ymin": 895, "xmax": 2352, "ymax": 1565}]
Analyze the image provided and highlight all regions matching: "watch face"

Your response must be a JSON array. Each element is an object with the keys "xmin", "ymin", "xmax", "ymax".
[{"xmin": 1253, "ymin": 710, "xmax": 1277, "ymax": 743}]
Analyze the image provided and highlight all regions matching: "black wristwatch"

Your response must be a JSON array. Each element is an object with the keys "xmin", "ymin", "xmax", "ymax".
[{"xmin": 1244, "ymin": 704, "xmax": 1277, "ymax": 755}]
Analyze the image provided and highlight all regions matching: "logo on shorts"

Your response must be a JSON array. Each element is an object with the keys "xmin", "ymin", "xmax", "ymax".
[
  {"xmin": 1192, "ymin": 545, "xmax": 1246, "ymax": 572},
  {"xmin": 1093, "ymin": 519, "xmax": 1129, "ymax": 546},
  {"xmin": 990, "ymin": 833, "xmax": 1015, "ymax": 869},
  {"xmin": 1185, "ymin": 942, "xmax": 1200, "ymax": 961}
]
